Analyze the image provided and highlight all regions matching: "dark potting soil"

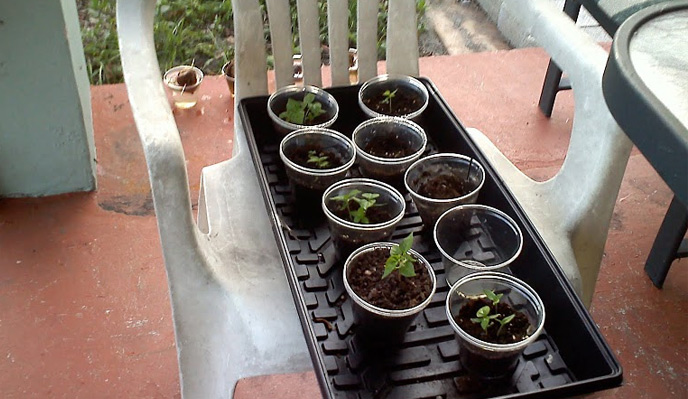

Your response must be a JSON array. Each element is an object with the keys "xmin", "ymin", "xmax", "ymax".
[
  {"xmin": 330, "ymin": 200, "xmax": 394, "ymax": 224},
  {"xmin": 363, "ymin": 134, "xmax": 416, "ymax": 158},
  {"xmin": 363, "ymin": 86, "xmax": 423, "ymax": 117},
  {"xmin": 417, "ymin": 173, "xmax": 477, "ymax": 199},
  {"xmin": 454, "ymin": 298, "xmax": 531, "ymax": 344},
  {"xmin": 175, "ymin": 68, "xmax": 198, "ymax": 86},
  {"xmin": 288, "ymin": 144, "xmax": 345, "ymax": 170},
  {"xmin": 348, "ymin": 247, "xmax": 432, "ymax": 310}
]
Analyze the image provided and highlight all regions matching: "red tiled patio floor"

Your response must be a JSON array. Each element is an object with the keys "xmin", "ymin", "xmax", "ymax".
[{"xmin": 0, "ymin": 48, "xmax": 685, "ymax": 399}]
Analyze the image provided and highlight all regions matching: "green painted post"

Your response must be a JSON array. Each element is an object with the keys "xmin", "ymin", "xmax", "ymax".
[{"xmin": 0, "ymin": 0, "xmax": 96, "ymax": 197}]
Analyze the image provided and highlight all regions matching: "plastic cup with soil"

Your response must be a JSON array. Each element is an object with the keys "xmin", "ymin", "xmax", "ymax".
[
  {"xmin": 267, "ymin": 85, "xmax": 339, "ymax": 136},
  {"xmin": 322, "ymin": 178, "xmax": 406, "ymax": 260},
  {"xmin": 343, "ymin": 235, "xmax": 436, "ymax": 351},
  {"xmin": 358, "ymin": 74, "xmax": 429, "ymax": 121},
  {"xmin": 446, "ymin": 272, "xmax": 545, "ymax": 379},
  {"xmin": 279, "ymin": 128, "xmax": 356, "ymax": 215},
  {"xmin": 434, "ymin": 204, "xmax": 523, "ymax": 286},
  {"xmin": 404, "ymin": 153, "xmax": 485, "ymax": 230},
  {"xmin": 163, "ymin": 65, "xmax": 204, "ymax": 109},
  {"xmin": 352, "ymin": 117, "xmax": 427, "ymax": 186},
  {"xmin": 221, "ymin": 61, "xmax": 235, "ymax": 97}
]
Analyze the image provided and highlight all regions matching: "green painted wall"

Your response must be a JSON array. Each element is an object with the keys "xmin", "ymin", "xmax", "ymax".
[{"xmin": 0, "ymin": 0, "xmax": 96, "ymax": 197}]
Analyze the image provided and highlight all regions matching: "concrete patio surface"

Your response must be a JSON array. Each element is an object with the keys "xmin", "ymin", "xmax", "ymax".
[{"xmin": 0, "ymin": 48, "xmax": 685, "ymax": 398}]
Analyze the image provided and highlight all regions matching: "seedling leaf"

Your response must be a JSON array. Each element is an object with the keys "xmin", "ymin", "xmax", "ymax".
[
  {"xmin": 279, "ymin": 93, "xmax": 326, "ymax": 124},
  {"xmin": 330, "ymin": 189, "xmax": 378, "ymax": 223},
  {"xmin": 382, "ymin": 233, "xmax": 417, "ymax": 279},
  {"xmin": 484, "ymin": 289, "xmax": 503, "ymax": 306},
  {"xmin": 307, "ymin": 150, "xmax": 330, "ymax": 168}
]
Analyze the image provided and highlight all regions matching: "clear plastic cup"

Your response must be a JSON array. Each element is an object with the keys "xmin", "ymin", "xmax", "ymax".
[
  {"xmin": 322, "ymin": 178, "xmax": 406, "ymax": 259},
  {"xmin": 446, "ymin": 272, "xmax": 545, "ymax": 378},
  {"xmin": 358, "ymin": 74, "xmax": 429, "ymax": 121},
  {"xmin": 404, "ymin": 153, "xmax": 485, "ymax": 230},
  {"xmin": 343, "ymin": 242, "xmax": 436, "ymax": 350},
  {"xmin": 163, "ymin": 65, "xmax": 204, "ymax": 109},
  {"xmin": 434, "ymin": 204, "xmax": 523, "ymax": 286},
  {"xmin": 267, "ymin": 85, "xmax": 339, "ymax": 135},
  {"xmin": 352, "ymin": 117, "xmax": 427, "ymax": 185},
  {"xmin": 279, "ymin": 128, "xmax": 356, "ymax": 191}
]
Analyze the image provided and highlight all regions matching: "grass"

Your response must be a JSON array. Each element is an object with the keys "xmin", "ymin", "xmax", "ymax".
[{"xmin": 77, "ymin": 0, "xmax": 426, "ymax": 85}]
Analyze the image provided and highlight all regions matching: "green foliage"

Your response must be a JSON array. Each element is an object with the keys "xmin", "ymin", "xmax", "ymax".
[
  {"xmin": 330, "ymin": 189, "xmax": 380, "ymax": 224},
  {"xmin": 78, "ymin": 0, "xmax": 428, "ymax": 84},
  {"xmin": 307, "ymin": 150, "xmax": 330, "ymax": 168},
  {"xmin": 382, "ymin": 233, "xmax": 417, "ymax": 279},
  {"xmin": 469, "ymin": 289, "xmax": 515, "ymax": 336},
  {"xmin": 279, "ymin": 93, "xmax": 326, "ymax": 124},
  {"xmin": 470, "ymin": 305, "xmax": 500, "ymax": 331},
  {"xmin": 380, "ymin": 89, "xmax": 397, "ymax": 112},
  {"xmin": 483, "ymin": 289, "xmax": 503, "ymax": 306},
  {"xmin": 78, "ymin": 0, "xmax": 233, "ymax": 84}
]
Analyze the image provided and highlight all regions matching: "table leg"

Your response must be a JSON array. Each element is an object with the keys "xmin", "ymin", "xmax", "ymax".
[
  {"xmin": 645, "ymin": 196, "xmax": 688, "ymax": 288},
  {"xmin": 538, "ymin": 0, "xmax": 582, "ymax": 117}
]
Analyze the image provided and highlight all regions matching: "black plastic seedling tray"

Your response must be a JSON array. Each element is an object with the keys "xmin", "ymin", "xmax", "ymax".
[{"xmin": 239, "ymin": 78, "xmax": 622, "ymax": 399}]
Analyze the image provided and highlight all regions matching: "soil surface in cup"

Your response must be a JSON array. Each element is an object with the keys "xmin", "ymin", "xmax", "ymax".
[
  {"xmin": 175, "ymin": 68, "xmax": 198, "ymax": 86},
  {"xmin": 416, "ymin": 173, "xmax": 479, "ymax": 199},
  {"xmin": 455, "ymin": 298, "xmax": 531, "ymax": 344},
  {"xmin": 363, "ymin": 134, "xmax": 417, "ymax": 158},
  {"xmin": 363, "ymin": 86, "xmax": 423, "ymax": 116},
  {"xmin": 348, "ymin": 247, "xmax": 432, "ymax": 310},
  {"xmin": 287, "ymin": 144, "xmax": 345, "ymax": 170}
]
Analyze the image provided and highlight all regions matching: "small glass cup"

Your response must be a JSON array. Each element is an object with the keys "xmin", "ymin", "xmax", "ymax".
[
  {"xmin": 163, "ymin": 65, "xmax": 204, "ymax": 109},
  {"xmin": 434, "ymin": 204, "xmax": 523, "ymax": 286}
]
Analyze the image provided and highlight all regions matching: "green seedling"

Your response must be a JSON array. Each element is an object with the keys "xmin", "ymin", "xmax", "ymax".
[
  {"xmin": 380, "ymin": 89, "xmax": 397, "ymax": 112},
  {"xmin": 307, "ymin": 150, "xmax": 330, "ymax": 168},
  {"xmin": 279, "ymin": 93, "xmax": 326, "ymax": 124},
  {"xmin": 382, "ymin": 233, "xmax": 417, "ymax": 279},
  {"xmin": 470, "ymin": 289, "xmax": 515, "ymax": 336},
  {"xmin": 470, "ymin": 305, "xmax": 501, "ymax": 331},
  {"xmin": 330, "ymin": 189, "xmax": 380, "ymax": 224},
  {"xmin": 483, "ymin": 289, "xmax": 503, "ymax": 306}
]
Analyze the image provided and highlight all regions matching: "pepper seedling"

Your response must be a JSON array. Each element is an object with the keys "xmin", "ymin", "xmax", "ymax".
[
  {"xmin": 380, "ymin": 89, "xmax": 397, "ymax": 112},
  {"xmin": 470, "ymin": 289, "xmax": 515, "ymax": 336},
  {"xmin": 483, "ymin": 289, "xmax": 503, "ymax": 306},
  {"xmin": 279, "ymin": 93, "xmax": 326, "ymax": 124},
  {"xmin": 470, "ymin": 305, "xmax": 501, "ymax": 331},
  {"xmin": 382, "ymin": 233, "xmax": 417, "ymax": 279},
  {"xmin": 330, "ymin": 189, "xmax": 380, "ymax": 224},
  {"xmin": 307, "ymin": 150, "xmax": 330, "ymax": 168}
]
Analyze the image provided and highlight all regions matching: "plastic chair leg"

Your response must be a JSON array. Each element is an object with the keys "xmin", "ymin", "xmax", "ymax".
[
  {"xmin": 645, "ymin": 196, "xmax": 688, "ymax": 288},
  {"xmin": 538, "ymin": 0, "xmax": 582, "ymax": 117}
]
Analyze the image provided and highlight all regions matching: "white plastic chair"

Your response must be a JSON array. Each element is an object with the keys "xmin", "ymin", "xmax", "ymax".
[
  {"xmin": 467, "ymin": 0, "xmax": 633, "ymax": 307},
  {"xmin": 116, "ymin": 0, "xmax": 420, "ymax": 397}
]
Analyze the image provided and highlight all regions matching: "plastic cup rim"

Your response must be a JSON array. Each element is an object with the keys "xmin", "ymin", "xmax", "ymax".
[
  {"xmin": 163, "ymin": 65, "xmax": 204, "ymax": 91},
  {"xmin": 358, "ymin": 74, "xmax": 429, "ymax": 119},
  {"xmin": 321, "ymin": 178, "xmax": 406, "ymax": 230},
  {"xmin": 343, "ymin": 242, "xmax": 437, "ymax": 317},
  {"xmin": 279, "ymin": 128, "xmax": 356, "ymax": 177},
  {"xmin": 267, "ymin": 84, "xmax": 339, "ymax": 131},
  {"xmin": 352, "ymin": 116, "xmax": 428, "ymax": 165},
  {"xmin": 404, "ymin": 153, "xmax": 486, "ymax": 204},
  {"xmin": 445, "ymin": 271, "xmax": 546, "ymax": 352},
  {"xmin": 433, "ymin": 204, "xmax": 524, "ymax": 269}
]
